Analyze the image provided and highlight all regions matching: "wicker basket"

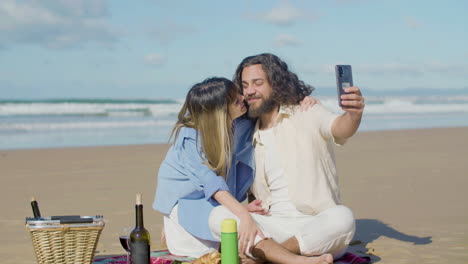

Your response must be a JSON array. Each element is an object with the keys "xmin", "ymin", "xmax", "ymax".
[{"xmin": 26, "ymin": 216, "xmax": 105, "ymax": 264}]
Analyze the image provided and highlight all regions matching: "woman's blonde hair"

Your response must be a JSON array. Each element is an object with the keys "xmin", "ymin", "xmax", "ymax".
[{"xmin": 171, "ymin": 77, "xmax": 237, "ymax": 178}]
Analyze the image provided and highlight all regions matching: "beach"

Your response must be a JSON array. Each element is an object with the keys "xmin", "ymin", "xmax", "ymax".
[{"xmin": 1, "ymin": 127, "xmax": 467, "ymax": 264}]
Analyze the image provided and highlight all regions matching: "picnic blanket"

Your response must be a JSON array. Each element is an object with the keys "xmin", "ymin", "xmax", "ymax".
[
  {"xmin": 335, "ymin": 252, "xmax": 371, "ymax": 264},
  {"xmin": 94, "ymin": 250, "xmax": 195, "ymax": 264},
  {"xmin": 94, "ymin": 250, "xmax": 370, "ymax": 264}
]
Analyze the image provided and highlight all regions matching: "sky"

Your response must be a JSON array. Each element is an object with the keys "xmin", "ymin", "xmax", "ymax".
[{"xmin": 1, "ymin": 0, "xmax": 467, "ymax": 99}]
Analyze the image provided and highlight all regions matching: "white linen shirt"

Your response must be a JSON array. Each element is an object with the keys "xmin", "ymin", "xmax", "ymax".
[{"xmin": 250, "ymin": 104, "xmax": 346, "ymax": 215}]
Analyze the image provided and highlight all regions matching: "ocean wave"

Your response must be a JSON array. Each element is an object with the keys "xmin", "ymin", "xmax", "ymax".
[
  {"xmin": 1, "ymin": 96, "xmax": 468, "ymax": 118},
  {"xmin": 0, "ymin": 98, "xmax": 180, "ymax": 104},
  {"xmin": 0, "ymin": 119, "xmax": 175, "ymax": 132},
  {"xmin": 0, "ymin": 102, "xmax": 183, "ymax": 117},
  {"xmin": 319, "ymin": 95, "xmax": 468, "ymax": 114}
]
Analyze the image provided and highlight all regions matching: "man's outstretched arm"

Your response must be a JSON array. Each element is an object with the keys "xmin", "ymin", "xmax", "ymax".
[{"xmin": 331, "ymin": 86, "xmax": 365, "ymax": 140}]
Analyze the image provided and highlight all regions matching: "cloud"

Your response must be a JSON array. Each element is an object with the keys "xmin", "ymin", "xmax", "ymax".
[
  {"xmin": 357, "ymin": 63, "xmax": 425, "ymax": 77},
  {"xmin": 245, "ymin": 0, "xmax": 317, "ymax": 27},
  {"xmin": 335, "ymin": 0, "xmax": 368, "ymax": 4},
  {"xmin": 38, "ymin": 0, "xmax": 109, "ymax": 18},
  {"xmin": 301, "ymin": 62, "xmax": 468, "ymax": 78},
  {"xmin": 143, "ymin": 53, "xmax": 167, "ymax": 66},
  {"xmin": 404, "ymin": 16, "xmax": 423, "ymax": 29},
  {"xmin": 301, "ymin": 64, "xmax": 335, "ymax": 75},
  {"xmin": 146, "ymin": 0, "xmax": 172, "ymax": 7},
  {"xmin": 357, "ymin": 62, "xmax": 468, "ymax": 77},
  {"xmin": 274, "ymin": 34, "xmax": 300, "ymax": 47},
  {"xmin": 0, "ymin": 0, "xmax": 119, "ymax": 49},
  {"xmin": 149, "ymin": 21, "xmax": 196, "ymax": 45},
  {"xmin": 425, "ymin": 62, "xmax": 468, "ymax": 76}
]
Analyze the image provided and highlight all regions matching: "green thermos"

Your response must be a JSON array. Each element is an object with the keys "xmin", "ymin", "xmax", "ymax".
[{"xmin": 221, "ymin": 219, "xmax": 238, "ymax": 264}]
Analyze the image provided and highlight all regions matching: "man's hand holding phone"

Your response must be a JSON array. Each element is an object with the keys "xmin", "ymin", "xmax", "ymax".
[
  {"xmin": 340, "ymin": 86, "xmax": 365, "ymax": 115},
  {"xmin": 335, "ymin": 65, "xmax": 364, "ymax": 117},
  {"xmin": 331, "ymin": 65, "xmax": 365, "ymax": 139}
]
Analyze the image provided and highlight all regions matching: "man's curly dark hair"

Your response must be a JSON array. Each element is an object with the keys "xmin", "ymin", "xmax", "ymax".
[{"xmin": 233, "ymin": 53, "xmax": 314, "ymax": 106}]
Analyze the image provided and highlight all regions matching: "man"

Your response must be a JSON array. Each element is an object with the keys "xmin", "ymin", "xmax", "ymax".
[{"xmin": 233, "ymin": 53, "xmax": 365, "ymax": 262}]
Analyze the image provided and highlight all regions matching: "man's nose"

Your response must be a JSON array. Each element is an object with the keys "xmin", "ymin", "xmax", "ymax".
[{"xmin": 244, "ymin": 85, "xmax": 255, "ymax": 95}]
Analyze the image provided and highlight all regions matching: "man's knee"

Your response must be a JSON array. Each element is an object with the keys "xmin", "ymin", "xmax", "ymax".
[
  {"xmin": 327, "ymin": 205, "xmax": 355, "ymax": 236},
  {"xmin": 337, "ymin": 205, "xmax": 356, "ymax": 234},
  {"xmin": 297, "ymin": 205, "xmax": 355, "ymax": 256}
]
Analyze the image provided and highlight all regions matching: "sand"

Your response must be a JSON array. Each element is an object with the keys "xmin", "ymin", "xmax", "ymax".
[{"xmin": 1, "ymin": 127, "xmax": 467, "ymax": 264}]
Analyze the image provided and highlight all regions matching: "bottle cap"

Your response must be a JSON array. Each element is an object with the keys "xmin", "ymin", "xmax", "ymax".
[{"xmin": 221, "ymin": 219, "xmax": 237, "ymax": 233}]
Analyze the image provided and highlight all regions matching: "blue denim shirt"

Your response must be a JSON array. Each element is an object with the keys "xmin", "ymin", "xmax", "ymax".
[{"xmin": 152, "ymin": 117, "xmax": 255, "ymax": 241}]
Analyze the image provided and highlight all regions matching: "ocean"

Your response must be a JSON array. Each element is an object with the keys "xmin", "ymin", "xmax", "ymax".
[{"xmin": 1, "ymin": 96, "xmax": 467, "ymax": 150}]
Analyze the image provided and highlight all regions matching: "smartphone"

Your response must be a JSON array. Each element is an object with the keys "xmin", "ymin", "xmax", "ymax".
[{"xmin": 335, "ymin": 65, "xmax": 353, "ymax": 107}]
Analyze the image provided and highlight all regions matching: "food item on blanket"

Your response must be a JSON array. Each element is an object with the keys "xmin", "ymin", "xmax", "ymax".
[
  {"xmin": 30, "ymin": 196, "xmax": 41, "ymax": 219},
  {"xmin": 130, "ymin": 193, "xmax": 151, "ymax": 264},
  {"xmin": 221, "ymin": 219, "xmax": 239, "ymax": 264},
  {"xmin": 193, "ymin": 251, "xmax": 221, "ymax": 264}
]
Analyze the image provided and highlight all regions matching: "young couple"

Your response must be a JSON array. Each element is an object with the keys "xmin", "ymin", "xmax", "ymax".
[{"xmin": 153, "ymin": 53, "xmax": 365, "ymax": 264}]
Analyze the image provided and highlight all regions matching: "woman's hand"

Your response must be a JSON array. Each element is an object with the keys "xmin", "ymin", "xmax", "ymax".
[
  {"xmin": 212, "ymin": 191, "xmax": 266, "ymax": 255},
  {"xmin": 161, "ymin": 229, "xmax": 166, "ymax": 244},
  {"xmin": 245, "ymin": 200, "xmax": 269, "ymax": 215},
  {"xmin": 238, "ymin": 212, "xmax": 265, "ymax": 255},
  {"xmin": 299, "ymin": 96, "xmax": 320, "ymax": 111}
]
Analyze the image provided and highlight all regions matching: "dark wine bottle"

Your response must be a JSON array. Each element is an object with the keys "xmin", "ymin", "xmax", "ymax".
[
  {"xmin": 31, "ymin": 197, "xmax": 41, "ymax": 219},
  {"xmin": 130, "ymin": 193, "xmax": 151, "ymax": 264}
]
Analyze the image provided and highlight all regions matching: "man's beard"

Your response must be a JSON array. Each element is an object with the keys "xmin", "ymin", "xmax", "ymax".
[{"xmin": 247, "ymin": 94, "xmax": 277, "ymax": 118}]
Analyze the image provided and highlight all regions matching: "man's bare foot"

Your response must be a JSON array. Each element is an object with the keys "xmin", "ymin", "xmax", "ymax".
[
  {"xmin": 250, "ymin": 237, "xmax": 333, "ymax": 264},
  {"xmin": 295, "ymin": 253, "xmax": 333, "ymax": 264},
  {"xmin": 315, "ymin": 253, "xmax": 333, "ymax": 264}
]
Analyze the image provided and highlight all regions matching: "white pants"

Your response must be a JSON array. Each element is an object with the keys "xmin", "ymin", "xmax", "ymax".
[
  {"xmin": 165, "ymin": 204, "xmax": 355, "ymax": 259},
  {"xmin": 163, "ymin": 205, "xmax": 220, "ymax": 258}
]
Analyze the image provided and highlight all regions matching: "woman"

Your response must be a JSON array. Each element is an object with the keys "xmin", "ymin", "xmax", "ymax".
[{"xmin": 153, "ymin": 77, "xmax": 262, "ymax": 258}]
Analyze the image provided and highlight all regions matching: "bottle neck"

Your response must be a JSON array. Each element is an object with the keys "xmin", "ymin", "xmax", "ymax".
[
  {"xmin": 135, "ymin": 204, "xmax": 144, "ymax": 228},
  {"xmin": 31, "ymin": 201, "xmax": 41, "ymax": 218}
]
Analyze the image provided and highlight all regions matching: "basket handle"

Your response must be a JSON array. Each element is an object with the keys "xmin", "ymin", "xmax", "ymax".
[
  {"xmin": 59, "ymin": 218, "xmax": 94, "ymax": 224},
  {"xmin": 51, "ymin": 215, "xmax": 81, "ymax": 220}
]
